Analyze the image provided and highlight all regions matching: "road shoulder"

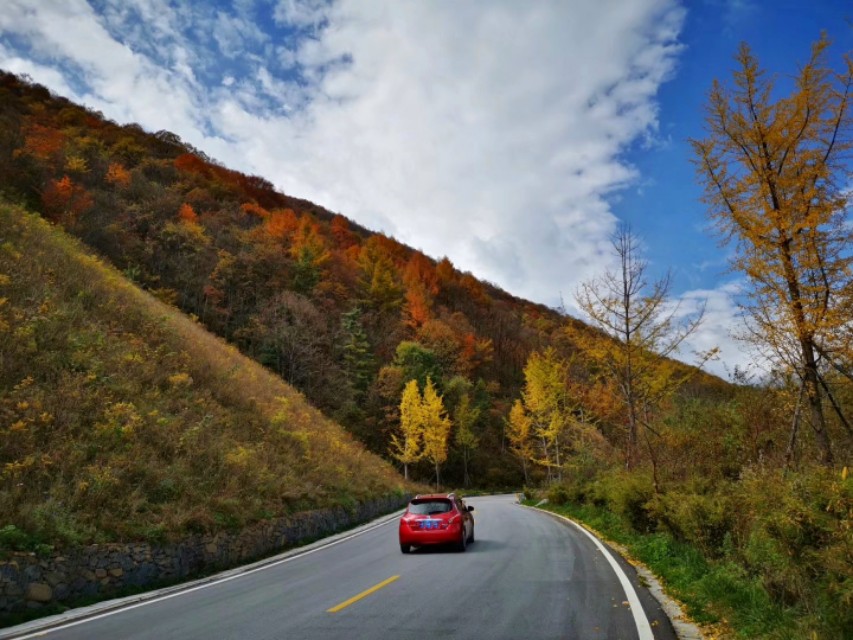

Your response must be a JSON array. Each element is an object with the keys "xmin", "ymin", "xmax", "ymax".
[{"xmin": 524, "ymin": 503, "xmax": 704, "ymax": 640}]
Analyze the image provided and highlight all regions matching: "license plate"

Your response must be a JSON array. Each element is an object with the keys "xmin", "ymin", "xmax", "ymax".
[{"xmin": 421, "ymin": 520, "xmax": 437, "ymax": 530}]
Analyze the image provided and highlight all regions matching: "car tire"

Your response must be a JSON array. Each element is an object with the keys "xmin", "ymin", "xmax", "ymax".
[
  {"xmin": 468, "ymin": 527, "xmax": 475, "ymax": 543},
  {"xmin": 400, "ymin": 543, "xmax": 411, "ymax": 554},
  {"xmin": 457, "ymin": 530, "xmax": 467, "ymax": 552}
]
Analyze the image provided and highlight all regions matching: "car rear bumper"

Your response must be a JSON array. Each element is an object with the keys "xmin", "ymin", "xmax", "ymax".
[{"xmin": 399, "ymin": 525, "xmax": 461, "ymax": 546}]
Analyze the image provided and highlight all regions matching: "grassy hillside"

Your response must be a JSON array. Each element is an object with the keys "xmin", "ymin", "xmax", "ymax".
[{"xmin": 0, "ymin": 201, "xmax": 405, "ymax": 550}]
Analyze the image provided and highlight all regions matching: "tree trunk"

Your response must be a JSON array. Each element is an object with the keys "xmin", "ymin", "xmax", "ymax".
[
  {"xmin": 462, "ymin": 451, "xmax": 471, "ymax": 488},
  {"xmin": 623, "ymin": 383, "xmax": 639, "ymax": 469},
  {"xmin": 554, "ymin": 435, "xmax": 562, "ymax": 483},
  {"xmin": 642, "ymin": 428, "xmax": 660, "ymax": 494},
  {"xmin": 802, "ymin": 340, "xmax": 833, "ymax": 465},
  {"xmin": 785, "ymin": 382, "xmax": 805, "ymax": 469}
]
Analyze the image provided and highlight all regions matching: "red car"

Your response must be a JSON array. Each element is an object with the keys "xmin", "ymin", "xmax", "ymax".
[{"xmin": 399, "ymin": 493, "xmax": 475, "ymax": 553}]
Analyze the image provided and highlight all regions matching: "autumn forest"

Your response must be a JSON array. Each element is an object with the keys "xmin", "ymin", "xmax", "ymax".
[{"xmin": 0, "ymin": 35, "xmax": 851, "ymax": 638}]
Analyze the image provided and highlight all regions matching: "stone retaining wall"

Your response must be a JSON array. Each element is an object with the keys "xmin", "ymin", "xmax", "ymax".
[{"xmin": 0, "ymin": 494, "xmax": 408, "ymax": 615}]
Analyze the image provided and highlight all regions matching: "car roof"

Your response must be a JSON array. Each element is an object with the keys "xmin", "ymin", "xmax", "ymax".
[{"xmin": 412, "ymin": 493, "xmax": 458, "ymax": 500}]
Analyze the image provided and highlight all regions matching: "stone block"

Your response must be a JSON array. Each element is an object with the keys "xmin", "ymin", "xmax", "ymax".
[
  {"xmin": 45, "ymin": 571, "xmax": 65, "ymax": 586},
  {"xmin": 54, "ymin": 583, "xmax": 70, "ymax": 600},
  {"xmin": 0, "ymin": 563, "xmax": 19, "ymax": 583},
  {"xmin": 23, "ymin": 565, "xmax": 42, "ymax": 582},
  {"xmin": 26, "ymin": 583, "xmax": 52, "ymax": 603}
]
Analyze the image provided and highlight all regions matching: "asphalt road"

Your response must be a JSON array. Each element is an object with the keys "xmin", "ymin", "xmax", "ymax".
[{"xmin": 6, "ymin": 495, "xmax": 677, "ymax": 640}]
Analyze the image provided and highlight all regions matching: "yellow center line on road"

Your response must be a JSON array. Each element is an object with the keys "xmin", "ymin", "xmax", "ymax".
[{"xmin": 326, "ymin": 575, "xmax": 400, "ymax": 613}]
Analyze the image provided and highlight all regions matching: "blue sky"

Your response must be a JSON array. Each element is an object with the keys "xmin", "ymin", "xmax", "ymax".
[
  {"xmin": 620, "ymin": 0, "xmax": 853, "ymax": 291},
  {"xmin": 0, "ymin": 1, "xmax": 851, "ymax": 378}
]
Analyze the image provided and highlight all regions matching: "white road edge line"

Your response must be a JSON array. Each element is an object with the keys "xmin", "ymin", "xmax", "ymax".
[
  {"xmin": 4, "ymin": 515, "xmax": 401, "ymax": 640},
  {"xmin": 529, "ymin": 507, "xmax": 655, "ymax": 640}
]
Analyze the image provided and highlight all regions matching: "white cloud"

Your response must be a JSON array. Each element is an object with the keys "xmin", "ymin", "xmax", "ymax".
[
  {"xmin": 672, "ymin": 282, "xmax": 767, "ymax": 380},
  {"xmin": 0, "ymin": 0, "xmax": 205, "ymax": 140},
  {"xmin": 273, "ymin": 0, "xmax": 331, "ymax": 30},
  {"xmin": 0, "ymin": 0, "xmax": 756, "ymax": 376},
  {"xmin": 255, "ymin": 1, "xmax": 687, "ymax": 307},
  {"xmin": 213, "ymin": 9, "xmax": 268, "ymax": 59}
]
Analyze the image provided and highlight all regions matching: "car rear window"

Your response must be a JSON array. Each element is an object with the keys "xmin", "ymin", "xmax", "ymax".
[{"xmin": 408, "ymin": 499, "xmax": 453, "ymax": 515}]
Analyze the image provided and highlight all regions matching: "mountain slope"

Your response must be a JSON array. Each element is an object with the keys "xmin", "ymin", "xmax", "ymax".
[
  {"xmin": 0, "ymin": 70, "xmax": 726, "ymax": 490},
  {"xmin": 0, "ymin": 201, "xmax": 404, "ymax": 549}
]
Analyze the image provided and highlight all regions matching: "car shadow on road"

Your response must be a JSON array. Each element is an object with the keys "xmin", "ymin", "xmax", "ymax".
[
  {"xmin": 407, "ymin": 539, "xmax": 505, "ymax": 554},
  {"xmin": 465, "ymin": 539, "xmax": 505, "ymax": 553}
]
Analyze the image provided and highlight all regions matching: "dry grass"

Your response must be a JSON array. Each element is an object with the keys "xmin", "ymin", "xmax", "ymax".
[{"xmin": 0, "ymin": 202, "xmax": 406, "ymax": 549}]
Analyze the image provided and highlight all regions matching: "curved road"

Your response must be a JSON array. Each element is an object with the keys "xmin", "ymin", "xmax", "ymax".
[{"xmin": 5, "ymin": 495, "xmax": 676, "ymax": 639}]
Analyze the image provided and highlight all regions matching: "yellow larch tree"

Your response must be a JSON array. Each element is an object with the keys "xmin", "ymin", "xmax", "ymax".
[
  {"xmin": 507, "ymin": 399, "xmax": 535, "ymax": 485},
  {"xmin": 692, "ymin": 35, "xmax": 853, "ymax": 465},
  {"xmin": 572, "ymin": 226, "xmax": 712, "ymax": 473},
  {"xmin": 420, "ymin": 377, "xmax": 453, "ymax": 489},
  {"xmin": 390, "ymin": 379, "xmax": 423, "ymax": 481},
  {"xmin": 521, "ymin": 348, "xmax": 572, "ymax": 482}
]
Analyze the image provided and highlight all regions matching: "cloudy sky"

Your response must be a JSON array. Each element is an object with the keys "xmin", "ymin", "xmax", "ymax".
[{"xmin": 1, "ymin": 0, "xmax": 851, "ymax": 379}]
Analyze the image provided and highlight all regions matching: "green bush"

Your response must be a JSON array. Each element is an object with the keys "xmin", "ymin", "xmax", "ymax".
[
  {"xmin": 0, "ymin": 524, "xmax": 52, "ymax": 557},
  {"xmin": 546, "ymin": 484, "xmax": 570, "ymax": 505},
  {"xmin": 0, "ymin": 525, "xmax": 31, "ymax": 552},
  {"xmin": 592, "ymin": 471, "xmax": 657, "ymax": 533},
  {"xmin": 647, "ymin": 483, "xmax": 734, "ymax": 558},
  {"xmin": 544, "ymin": 465, "xmax": 852, "ymax": 638},
  {"xmin": 732, "ymin": 468, "xmax": 853, "ymax": 630}
]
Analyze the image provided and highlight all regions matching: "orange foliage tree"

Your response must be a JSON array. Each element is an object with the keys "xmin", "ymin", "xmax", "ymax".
[
  {"xmin": 174, "ymin": 152, "xmax": 209, "ymax": 176},
  {"xmin": 263, "ymin": 209, "xmax": 299, "ymax": 240},
  {"xmin": 330, "ymin": 214, "xmax": 359, "ymax": 249},
  {"xmin": 41, "ymin": 175, "xmax": 93, "ymax": 227},
  {"xmin": 402, "ymin": 254, "xmax": 440, "ymax": 329},
  {"xmin": 105, "ymin": 162, "xmax": 131, "ymax": 188},
  {"xmin": 178, "ymin": 203, "xmax": 198, "ymax": 223},
  {"xmin": 241, "ymin": 202, "xmax": 270, "ymax": 219},
  {"xmin": 692, "ymin": 36, "xmax": 853, "ymax": 465},
  {"xmin": 16, "ymin": 123, "xmax": 65, "ymax": 167},
  {"xmin": 403, "ymin": 286, "xmax": 432, "ymax": 329}
]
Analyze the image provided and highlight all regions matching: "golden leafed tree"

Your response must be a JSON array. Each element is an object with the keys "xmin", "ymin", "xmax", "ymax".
[
  {"xmin": 390, "ymin": 379, "xmax": 423, "ymax": 480},
  {"xmin": 692, "ymin": 35, "xmax": 853, "ymax": 465},
  {"xmin": 573, "ymin": 226, "xmax": 711, "ymax": 473},
  {"xmin": 521, "ymin": 348, "xmax": 573, "ymax": 482},
  {"xmin": 420, "ymin": 378, "xmax": 452, "ymax": 488},
  {"xmin": 507, "ymin": 399, "xmax": 535, "ymax": 485}
]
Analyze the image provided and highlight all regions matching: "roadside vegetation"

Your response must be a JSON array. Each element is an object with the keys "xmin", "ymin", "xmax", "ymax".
[
  {"xmin": 0, "ymin": 202, "xmax": 404, "ymax": 552},
  {"xmin": 515, "ymin": 37, "xmax": 853, "ymax": 640},
  {"xmin": 527, "ymin": 455, "xmax": 851, "ymax": 638}
]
